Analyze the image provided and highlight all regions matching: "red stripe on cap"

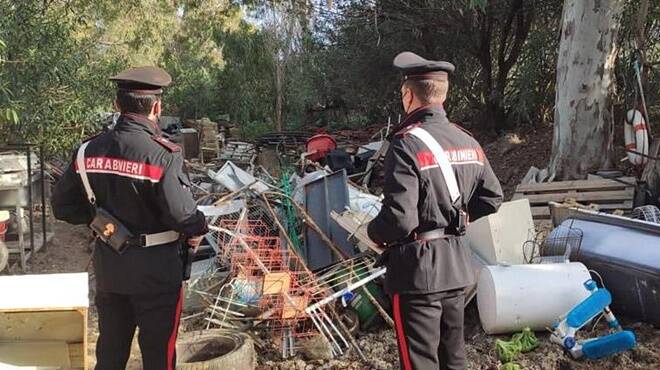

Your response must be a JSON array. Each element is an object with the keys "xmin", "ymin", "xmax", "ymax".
[
  {"xmin": 393, "ymin": 294, "xmax": 413, "ymax": 370},
  {"xmin": 74, "ymin": 157, "xmax": 164, "ymax": 182},
  {"xmin": 626, "ymin": 144, "xmax": 637, "ymax": 150},
  {"xmin": 167, "ymin": 287, "xmax": 184, "ymax": 370}
]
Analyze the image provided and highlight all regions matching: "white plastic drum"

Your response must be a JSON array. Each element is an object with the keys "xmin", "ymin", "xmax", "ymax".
[{"xmin": 477, "ymin": 262, "xmax": 592, "ymax": 334}]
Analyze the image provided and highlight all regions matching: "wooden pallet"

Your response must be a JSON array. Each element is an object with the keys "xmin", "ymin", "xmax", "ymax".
[{"xmin": 512, "ymin": 177, "xmax": 636, "ymax": 220}]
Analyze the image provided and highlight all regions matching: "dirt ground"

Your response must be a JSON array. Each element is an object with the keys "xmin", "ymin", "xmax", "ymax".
[
  {"xmin": 8, "ymin": 126, "xmax": 660, "ymax": 369},
  {"xmin": 10, "ymin": 219, "xmax": 658, "ymax": 370}
]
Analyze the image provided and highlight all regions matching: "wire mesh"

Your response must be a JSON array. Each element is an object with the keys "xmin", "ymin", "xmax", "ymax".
[
  {"xmin": 523, "ymin": 222, "xmax": 582, "ymax": 264},
  {"xmin": 631, "ymin": 205, "xmax": 660, "ymax": 224}
]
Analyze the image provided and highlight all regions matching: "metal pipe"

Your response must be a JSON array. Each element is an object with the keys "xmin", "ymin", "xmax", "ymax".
[
  {"xmin": 40, "ymin": 145, "xmax": 47, "ymax": 251},
  {"xmin": 306, "ymin": 267, "xmax": 387, "ymax": 312},
  {"xmin": 26, "ymin": 146, "xmax": 34, "ymax": 257}
]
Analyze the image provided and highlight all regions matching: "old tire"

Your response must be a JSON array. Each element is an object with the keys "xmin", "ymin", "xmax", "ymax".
[
  {"xmin": 176, "ymin": 329, "xmax": 256, "ymax": 370},
  {"xmin": 0, "ymin": 241, "xmax": 8, "ymax": 272}
]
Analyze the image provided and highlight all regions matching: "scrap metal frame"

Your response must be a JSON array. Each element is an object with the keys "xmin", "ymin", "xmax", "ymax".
[{"xmin": 0, "ymin": 143, "xmax": 50, "ymax": 271}]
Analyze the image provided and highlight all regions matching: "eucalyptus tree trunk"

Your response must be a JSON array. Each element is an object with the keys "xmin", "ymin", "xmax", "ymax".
[{"xmin": 549, "ymin": 0, "xmax": 624, "ymax": 180}]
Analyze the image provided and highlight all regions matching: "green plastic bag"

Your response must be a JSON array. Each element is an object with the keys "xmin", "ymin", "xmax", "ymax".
[
  {"xmin": 502, "ymin": 363, "xmax": 522, "ymax": 370},
  {"xmin": 496, "ymin": 327, "xmax": 539, "ymax": 367}
]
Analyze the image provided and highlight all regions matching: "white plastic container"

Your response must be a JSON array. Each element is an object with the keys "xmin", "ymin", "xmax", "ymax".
[
  {"xmin": 466, "ymin": 199, "xmax": 534, "ymax": 265},
  {"xmin": 477, "ymin": 262, "xmax": 592, "ymax": 334}
]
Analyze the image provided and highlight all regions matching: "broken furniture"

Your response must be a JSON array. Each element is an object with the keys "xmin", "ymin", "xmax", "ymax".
[
  {"xmin": 303, "ymin": 170, "xmax": 356, "ymax": 270},
  {"xmin": 477, "ymin": 262, "xmax": 592, "ymax": 334},
  {"xmin": 512, "ymin": 177, "xmax": 636, "ymax": 223},
  {"xmin": 169, "ymin": 128, "xmax": 200, "ymax": 160},
  {"xmin": 198, "ymin": 118, "xmax": 221, "ymax": 162},
  {"xmin": 0, "ymin": 272, "xmax": 89, "ymax": 369},
  {"xmin": 256, "ymin": 132, "xmax": 310, "ymax": 177},
  {"xmin": 208, "ymin": 161, "xmax": 270, "ymax": 194},
  {"xmin": 220, "ymin": 141, "xmax": 257, "ymax": 167},
  {"xmin": 466, "ymin": 199, "xmax": 534, "ymax": 265},
  {"xmin": 550, "ymin": 279, "xmax": 636, "ymax": 360},
  {"xmin": 0, "ymin": 146, "xmax": 52, "ymax": 271},
  {"xmin": 551, "ymin": 207, "xmax": 660, "ymax": 326}
]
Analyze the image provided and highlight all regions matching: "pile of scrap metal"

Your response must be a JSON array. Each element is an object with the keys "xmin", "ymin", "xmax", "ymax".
[
  {"xmin": 466, "ymin": 197, "xmax": 660, "ymax": 362},
  {"xmin": 180, "ymin": 151, "xmax": 392, "ymax": 361}
]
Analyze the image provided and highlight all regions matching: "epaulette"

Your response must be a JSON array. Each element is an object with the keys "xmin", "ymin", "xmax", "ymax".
[
  {"xmin": 82, "ymin": 132, "xmax": 103, "ymax": 143},
  {"xmin": 152, "ymin": 136, "xmax": 181, "ymax": 152},
  {"xmin": 395, "ymin": 122, "xmax": 423, "ymax": 138},
  {"xmin": 452, "ymin": 123, "xmax": 473, "ymax": 137}
]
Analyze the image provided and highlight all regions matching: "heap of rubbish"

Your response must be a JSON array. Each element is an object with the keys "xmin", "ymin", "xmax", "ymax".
[
  {"xmin": 162, "ymin": 121, "xmax": 660, "ymax": 367},
  {"xmin": 29, "ymin": 118, "xmax": 657, "ymax": 368},
  {"xmin": 173, "ymin": 127, "xmax": 392, "ymax": 365}
]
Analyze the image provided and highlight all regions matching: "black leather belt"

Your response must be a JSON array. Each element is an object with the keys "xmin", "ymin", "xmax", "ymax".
[{"xmin": 413, "ymin": 228, "xmax": 448, "ymax": 242}]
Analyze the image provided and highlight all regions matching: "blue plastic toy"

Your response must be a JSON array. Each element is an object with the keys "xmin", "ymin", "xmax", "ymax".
[{"xmin": 550, "ymin": 279, "xmax": 636, "ymax": 360}]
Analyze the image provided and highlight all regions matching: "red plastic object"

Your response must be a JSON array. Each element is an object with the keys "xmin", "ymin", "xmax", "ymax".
[
  {"xmin": 0, "ymin": 219, "xmax": 8, "ymax": 242},
  {"xmin": 306, "ymin": 134, "xmax": 337, "ymax": 161}
]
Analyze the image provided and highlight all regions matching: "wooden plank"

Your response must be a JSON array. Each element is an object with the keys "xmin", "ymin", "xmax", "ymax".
[
  {"xmin": 0, "ymin": 341, "xmax": 71, "ymax": 367},
  {"xmin": 262, "ymin": 272, "xmax": 291, "ymax": 295},
  {"xmin": 519, "ymin": 189, "xmax": 634, "ymax": 205},
  {"xmin": 330, "ymin": 210, "xmax": 383, "ymax": 254},
  {"xmin": 531, "ymin": 202, "xmax": 633, "ymax": 219},
  {"xmin": 515, "ymin": 177, "xmax": 635, "ymax": 193},
  {"xmin": 68, "ymin": 342, "xmax": 85, "ymax": 369},
  {"xmin": 0, "ymin": 310, "xmax": 85, "ymax": 342}
]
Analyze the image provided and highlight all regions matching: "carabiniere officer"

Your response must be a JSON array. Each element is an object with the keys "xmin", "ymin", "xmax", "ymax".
[
  {"xmin": 52, "ymin": 66, "xmax": 208, "ymax": 370},
  {"xmin": 367, "ymin": 52, "xmax": 504, "ymax": 370}
]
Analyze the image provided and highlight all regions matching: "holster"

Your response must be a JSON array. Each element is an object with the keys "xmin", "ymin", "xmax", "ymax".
[
  {"xmin": 89, "ymin": 207, "xmax": 135, "ymax": 254},
  {"xmin": 180, "ymin": 246, "xmax": 193, "ymax": 281}
]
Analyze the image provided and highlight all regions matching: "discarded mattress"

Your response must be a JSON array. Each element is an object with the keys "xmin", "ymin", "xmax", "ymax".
[{"xmin": 554, "ymin": 212, "xmax": 660, "ymax": 326}]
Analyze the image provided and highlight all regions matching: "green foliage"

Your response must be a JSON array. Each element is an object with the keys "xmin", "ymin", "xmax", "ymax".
[{"xmin": 1, "ymin": 0, "xmax": 656, "ymax": 155}]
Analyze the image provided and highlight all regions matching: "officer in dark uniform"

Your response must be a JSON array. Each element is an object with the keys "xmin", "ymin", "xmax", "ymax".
[
  {"xmin": 52, "ymin": 66, "xmax": 207, "ymax": 370},
  {"xmin": 367, "ymin": 52, "xmax": 503, "ymax": 370}
]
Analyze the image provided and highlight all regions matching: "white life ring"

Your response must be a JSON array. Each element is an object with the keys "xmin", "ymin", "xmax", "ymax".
[{"xmin": 624, "ymin": 109, "xmax": 648, "ymax": 166}]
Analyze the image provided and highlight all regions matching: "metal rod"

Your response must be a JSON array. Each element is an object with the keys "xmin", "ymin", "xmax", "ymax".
[
  {"xmin": 306, "ymin": 267, "xmax": 387, "ymax": 312},
  {"xmin": 40, "ymin": 145, "xmax": 47, "ymax": 251},
  {"xmin": 259, "ymin": 193, "xmax": 307, "ymax": 267},
  {"xmin": 264, "ymin": 191, "xmax": 349, "ymax": 260},
  {"xmin": 360, "ymin": 285, "xmax": 394, "ymax": 328},
  {"xmin": 26, "ymin": 146, "xmax": 34, "ymax": 258},
  {"xmin": 311, "ymin": 309, "xmax": 343, "ymax": 355}
]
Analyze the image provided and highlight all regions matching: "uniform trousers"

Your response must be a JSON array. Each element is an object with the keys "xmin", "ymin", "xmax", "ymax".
[
  {"xmin": 94, "ymin": 288, "xmax": 183, "ymax": 370},
  {"xmin": 392, "ymin": 288, "xmax": 466, "ymax": 370}
]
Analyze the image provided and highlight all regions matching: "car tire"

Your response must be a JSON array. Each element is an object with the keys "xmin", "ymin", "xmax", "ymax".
[{"xmin": 176, "ymin": 329, "xmax": 256, "ymax": 370}]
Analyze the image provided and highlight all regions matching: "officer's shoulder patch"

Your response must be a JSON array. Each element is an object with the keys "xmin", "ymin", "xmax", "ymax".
[
  {"xmin": 451, "ymin": 123, "xmax": 473, "ymax": 137},
  {"xmin": 151, "ymin": 136, "xmax": 181, "ymax": 152},
  {"xmin": 82, "ymin": 132, "xmax": 103, "ymax": 143},
  {"xmin": 395, "ymin": 122, "xmax": 422, "ymax": 138}
]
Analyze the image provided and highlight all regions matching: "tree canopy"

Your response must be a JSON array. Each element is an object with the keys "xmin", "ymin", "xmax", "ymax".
[{"xmin": 0, "ymin": 0, "xmax": 658, "ymax": 156}]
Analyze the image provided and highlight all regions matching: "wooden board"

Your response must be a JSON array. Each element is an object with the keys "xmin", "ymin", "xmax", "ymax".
[
  {"xmin": 0, "ymin": 310, "xmax": 84, "ymax": 342},
  {"xmin": 0, "ymin": 341, "xmax": 71, "ymax": 367},
  {"xmin": 330, "ymin": 210, "xmax": 383, "ymax": 254},
  {"xmin": 514, "ymin": 177, "xmax": 636, "ymax": 193},
  {"xmin": 513, "ymin": 178, "xmax": 636, "ymax": 220},
  {"xmin": 262, "ymin": 272, "xmax": 291, "ymax": 295}
]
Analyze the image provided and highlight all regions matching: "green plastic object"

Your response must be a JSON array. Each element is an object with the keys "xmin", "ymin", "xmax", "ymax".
[
  {"xmin": 279, "ymin": 171, "xmax": 305, "ymax": 258},
  {"xmin": 502, "ymin": 363, "xmax": 521, "ymax": 370},
  {"xmin": 333, "ymin": 264, "xmax": 387, "ymax": 329},
  {"xmin": 496, "ymin": 327, "xmax": 539, "ymax": 365}
]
